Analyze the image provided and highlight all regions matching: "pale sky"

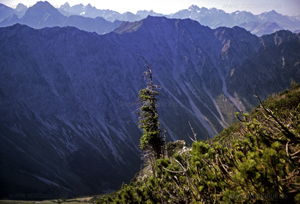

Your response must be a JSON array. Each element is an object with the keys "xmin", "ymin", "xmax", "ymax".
[{"xmin": 1, "ymin": 0, "xmax": 300, "ymax": 16}]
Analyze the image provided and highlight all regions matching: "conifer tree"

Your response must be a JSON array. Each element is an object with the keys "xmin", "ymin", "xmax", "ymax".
[{"xmin": 137, "ymin": 56, "xmax": 163, "ymax": 160}]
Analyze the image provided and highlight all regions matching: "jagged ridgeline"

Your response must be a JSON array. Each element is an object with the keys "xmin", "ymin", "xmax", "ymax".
[
  {"xmin": 1, "ymin": 16, "xmax": 300, "ymax": 198},
  {"xmin": 96, "ymin": 84, "xmax": 300, "ymax": 203}
]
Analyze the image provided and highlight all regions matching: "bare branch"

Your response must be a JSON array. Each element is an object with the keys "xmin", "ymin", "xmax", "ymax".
[
  {"xmin": 188, "ymin": 121, "xmax": 197, "ymax": 141},
  {"xmin": 187, "ymin": 133, "xmax": 196, "ymax": 142},
  {"xmin": 254, "ymin": 92, "xmax": 296, "ymax": 140},
  {"xmin": 286, "ymin": 141, "xmax": 291, "ymax": 161},
  {"xmin": 161, "ymin": 165, "xmax": 185, "ymax": 174}
]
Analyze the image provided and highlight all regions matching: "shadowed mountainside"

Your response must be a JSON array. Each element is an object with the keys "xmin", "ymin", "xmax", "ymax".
[{"xmin": 0, "ymin": 16, "xmax": 300, "ymax": 198}]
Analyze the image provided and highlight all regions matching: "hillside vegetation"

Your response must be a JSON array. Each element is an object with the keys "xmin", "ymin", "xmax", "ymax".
[
  {"xmin": 97, "ymin": 83, "xmax": 300, "ymax": 203},
  {"xmin": 1, "ymin": 19, "xmax": 300, "ymax": 197}
]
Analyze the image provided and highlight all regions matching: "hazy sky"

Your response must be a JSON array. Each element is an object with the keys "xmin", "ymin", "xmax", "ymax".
[{"xmin": 1, "ymin": 0, "xmax": 300, "ymax": 16}]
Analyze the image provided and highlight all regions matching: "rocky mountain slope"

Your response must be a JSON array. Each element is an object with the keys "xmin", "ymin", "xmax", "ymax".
[
  {"xmin": 0, "ymin": 16, "xmax": 300, "ymax": 198},
  {"xmin": 0, "ymin": 3, "xmax": 15, "ymax": 22},
  {"xmin": 0, "ymin": 3, "xmax": 27, "ymax": 19}
]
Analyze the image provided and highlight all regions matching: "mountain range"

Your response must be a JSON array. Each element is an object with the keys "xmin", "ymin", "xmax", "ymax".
[
  {"xmin": 0, "ymin": 15, "xmax": 300, "ymax": 198},
  {"xmin": 58, "ymin": 3, "xmax": 300, "ymax": 33},
  {"xmin": 239, "ymin": 21, "xmax": 284, "ymax": 37},
  {"xmin": 0, "ymin": 2, "xmax": 122, "ymax": 35},
  {"xmin": 1, "ymin": 2, "xmax": 300, "ymax": 36},
  {"xmin": 58, "ymin": 2, "xmax": 164, "ymax": 22}
]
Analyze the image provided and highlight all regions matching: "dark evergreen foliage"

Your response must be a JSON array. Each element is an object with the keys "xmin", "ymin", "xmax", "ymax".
[
  {"xmin": 97, "ymin": 84, "xmax": 300, "ymax": 204},
  {"xmin": 137, "ymin": 56, "xmax": 164, "ymax": 160}
]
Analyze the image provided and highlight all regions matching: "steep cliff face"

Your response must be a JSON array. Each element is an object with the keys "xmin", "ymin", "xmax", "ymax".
[
  {"xmin": 0, "ymin": 16, "xmax": 300, "ymax": 198},
  {"xmin": 0, "ymin": 24, "xmax": 143, "ymax": 198}
]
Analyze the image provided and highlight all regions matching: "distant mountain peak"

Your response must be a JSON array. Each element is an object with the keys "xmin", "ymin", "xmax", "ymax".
[
  {"xmin": 16, "ymin": 3, "xmax": 27, "ymax": 11},
  {"xmin": 188, "ymin": 5, "xmax": 201, "ymax": 11},
  {"xmin": 27, "ymin": 1, "xmax": 59, "ymax": 14},
  {"xmin": 27, "ymin": 1, "xmax": 60, "ymax": 13},
  {"xmin": 34, "ymin": 1, "xmax": 53, "ymax": 7},
  {"xmin": 262, "ymin": 10, "xmax": 280, "ymax": 16},
  {"xmin": 60, "ymin": 2, "xmax": 70, "ymax": 9},
  {"xmin": 270, "ymin": 10, "xmax": 278, "ymax": 14},
  {"xmin": 20, "ymin": 1, "xmax": 65, "ymax": 28},
  {"xmin": 86, "ymin": 3, "xmax": 94, "ymax": 9}
]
